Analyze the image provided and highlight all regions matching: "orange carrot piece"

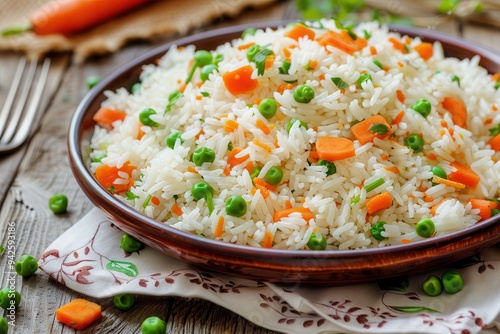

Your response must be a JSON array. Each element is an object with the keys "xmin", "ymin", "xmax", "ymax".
[
  {"xmin": 171, "ymin": 203, "xmax": 183, "ymax": 216},
  {"xmin": 214, "ymin": 216, "xmax": 225, "ymax": 238},
  {"xmin": 392, "ymin": 111, "xmax": 405, "ymax": 125},
  {"xmin": 95, "ymin": 162, "xmax": 135, "ymax": 193},
  {"xmin": 151, "ymin": 196, "xmax": 160, "ymax": 206},
  {"xmin": 396, "ymin": 90, "xmax": 405, "ymax": 104},
  {"xmin": 252, "ymin": 138, "xmax": 272, "ymax": 153},
  {"xmin": 276, "ymin": 83, "xmax": 286, "ymax": 94},
  {"xmin": 285, "ymin": 24, "xmax": 316, "ymax": 41},
  {"xmin": 273, "ymin": 207, "xmax": 314, "ymax": 222},
  {"xmin": 442, "ymin": 97, "xmax": 467, "ymax": 128},
  {"xmin": 237, "ymin": 42, "xmax": 255, "ymax": 50},
  {"xmin": 431, "ymin": 176, "xmax": 466, "ymax": 189},
  {"xmin": 316, "ymin": 136, "xmax": 355, "ymax": 161},
  {"xmin": 285, "ymin": 200, "xmax": 293, "ymax": 209},
  {"xmin": 388, "ymin": 37, "xmax": 408, "ymax": 54},
  {"xmin": 92, "ymin": 107, "xmax": 127, "ymax": 129},
  {"xmin": 427, "ymin": 152, "xmax": 437, "ymax": 161},
  {"xmin": 223, "ymin": 165, "xmax": 231, "ymax": 176},
  {"xmin": 401, "ymin": 239, "xmax": 412, "ymax": 244},
  {"xmin": 187, "ymin": 166, "xmax": 197, "ymax": 174},
  {"xmin": 262, "ymin": 231, "xmax": 274, "ymax": 248},
  {"xmin": 254, "ymin": 177, "xmax": 277, "ymax": 191},
  {"xmin": 468, "ymin": 199, "xmax": 498, "ymax": 221},
  {"xmin": 224, "ymin": 119, "xmax": 239, "ymax": 132},
  {"xmin": 317, "ymin": 30, "xmax": 367, "ymax": 54},
  {"xmin": 448, "ymin": 161, "xmax": 480, "ymax": 189},
  {"xmin": 245, "ymin": 161, "xmax": 254, "ymax": 174},
  {"xmin": 56, "ymin": 298, "xmax": 101, "ymax": 330},
  {"xmin": 489, "ymin": 133, "xmax": 500, "ymax": 151},
  {"xmin": 370, "ymin": 45, "xmax": 377, "ymax": 55},
  {"xmin": 222, "ymin": 65, "xmax": 258, "ymax": 96},
  {"xmin": 414, "ymin": 42, "xmax": 433, "ymax": 60},
  {"xmin": 350, "ymin": 115, "xmax": 392, "ymax": 145},
  {"xmin": 265, "ymin": 55, "xmax": 276, "ymax": 69},
  {"xmin": 283, "ymin": 47, "xmax": 291, "ymax": 58},
  {"xmin": 227, "ymin": 147, "xmax": 249, "ymax": 168},
  {"xmin": 31, "ymin": 0, "xmax": 151, "ymax": 36},
  {"xmin": 365, "ymin": 191, "xmax": 392, "ymax": 215},
  {"xmin": 493, "ymin": 73, "xmax": 500, "ymax": 82},
  {"xmin": 256, "ymin": 119, "xmax": 271, "ymax": 135},
  {"xmin": 255, "ymin": 184, "xmax": 270, "ymax": 198},
  {"xmin": 384, "ymin": 166, "xmax": 399, "ymax": 174}
]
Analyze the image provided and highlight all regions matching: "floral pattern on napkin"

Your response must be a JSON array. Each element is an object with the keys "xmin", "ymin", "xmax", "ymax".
[{"xmin": 39, "ymin": 208, "xmax": 500, "ymax": 334}]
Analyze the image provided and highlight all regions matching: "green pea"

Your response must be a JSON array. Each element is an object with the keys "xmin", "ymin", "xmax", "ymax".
[
  {"xmin": 264, "ymin": 166, "xmax": 284, "ymax": 185},
  {"xmin": 307, "ymin": 232, "xmax": 327, "ymax": 250},
  {"xmin": 422, "ymin": 275, "xmax": 443, "ymax": 296},
  {"xmin": 225, "ymin": 195, "xmax": 247, "ymax": 217},
  {"xmin": 166, "ymin": 131, "xmax": 184, "ymax": 149},
  {"xmin": 258, "ymin": 98, "xmax": 278, "ymax": 119},
  {"xmin": 49, "ymin": 194, "xmax": 68, "ymax": 214},
  {"xmin": 491, "ymin": 209, "xmax": 500, "ymax": 216},
  {"xmin": 86, "ymin": 75, "xmax": 100, "ymax": 89},
  {"xmin": 192, "ymin": 182, "xmax": 215, "ymax": 215},
  {"xmin": 278, "ymin": 60, "xmax": 291, "ymax": 75},
  {"xmin": 15, "ymin": 254, "xmax": 39, "ymax": 277},
  {"xmin": 372, "ymin": 59, "xmax": 383, "ymax": 69},
  {"xmin": 286, "ymin": 118, "xmax": 308, "ymax": 133},
  {"xmin": 0, "ymin": 316, "xmax": 7, "ymax": 334},
  {"xmin": 194, "ymin": 50, "xmax": 213, "ymax": 67},
  {"xmin": 250, "ymin": 165, "xmax": 261, "ymax": 180},
  {"xmin": 411, "ymin": 98, "xmax": 432, "ymax": 118},
  {"xmin": 242, "ymin": 27, "xmax": 257, "ymax": 39},
  {"xmin": 141, "ymin": 316, "xmax": 167, "ymax": 334},
  {"xmin": 431, "ymin": 166, "xmax": 447, "ymax": 179},
  {"xmin": 200, "ymin": 64, "xmax": 218, "ymax": 82},
  {"xmin": 113, "ymin": 293, "xmax": 135, "ymax": 311},
  {"xmin": 370, "ymin": 221, "xmax": 386, "ymax": 241},
  {"xmin": 404, "ymin": 134, "xmax": 424, "ymax": 153},
  {"xmin": 416, "ymin": 218, "xmax": 435, "ymax": 238},
  {"xmin": 246, "ymin": 44, "xmax": 262, "ymax": 62},
  {"xmin": 357, "ymin": 73, "xmax": 372, "ymax": 88},
  {"xmin": 120, "ymin": 234, "xmax": 143, "ymax": 253},
  {"xmin": 0, "ymin": 287, "xmax": 21, "ymax": 309},
  {"xmin": 317, "ymin": 159, "xmax": 336, "ymax": 176},
  {"xmin": 441, "ymin": 270, "xmax": 464, "ymax": 294},
  {"xmin": 139, "ymin": 108, "xmax": 159, "ymax": 127},
  {"xmin": 293, "ymin": 84, "xmax": 315, "ymax": 103},
  {"xmin": 131, "ymin": 83, "xmax": 141, "ymax": 94},
  {"xmin": 191, "ymin": 147, "xmax": 216, "ymax": 166}
]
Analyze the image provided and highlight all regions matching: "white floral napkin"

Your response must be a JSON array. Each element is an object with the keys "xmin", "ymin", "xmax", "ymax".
[{"xmin": 39, "ymin": 208, "xmax": 500, "ymax": 334}]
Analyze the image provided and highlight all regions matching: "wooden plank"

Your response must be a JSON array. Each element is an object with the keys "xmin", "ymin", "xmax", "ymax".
[{"xmin": 463, "ymin": 22, "xmax": 500, "ymax": 52}]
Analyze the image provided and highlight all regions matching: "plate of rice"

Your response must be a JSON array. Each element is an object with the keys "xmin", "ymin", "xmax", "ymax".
[{"xmin": 69, "ymin": 19, "xmax": 500, "ymax": 284}]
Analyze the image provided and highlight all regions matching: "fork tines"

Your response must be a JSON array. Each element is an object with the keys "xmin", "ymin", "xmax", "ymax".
[{"xmin": 0, "ymin": 56, "xmax": 51, "ymax": 153}]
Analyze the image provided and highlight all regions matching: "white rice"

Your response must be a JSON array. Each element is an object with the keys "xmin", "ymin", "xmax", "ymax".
[{"xmin": 89, "ymin": 19, "xmax": 500, "ymax": 250}]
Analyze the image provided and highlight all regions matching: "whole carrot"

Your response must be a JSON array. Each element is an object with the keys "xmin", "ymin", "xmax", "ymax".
[{"xmin": 2, "ymin": 0, "xmax": 154, "ymax": 37}]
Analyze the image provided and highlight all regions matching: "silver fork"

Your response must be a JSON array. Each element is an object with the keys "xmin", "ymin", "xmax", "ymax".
[{"xmin": 0, "ymin": 57, "xmax": 51, "ymax": 154}]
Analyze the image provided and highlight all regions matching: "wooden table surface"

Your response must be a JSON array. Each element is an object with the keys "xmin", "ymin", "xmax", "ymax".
[{"xmin": 1, "ymin": 1, "xmax": 500, "ymax": 333}]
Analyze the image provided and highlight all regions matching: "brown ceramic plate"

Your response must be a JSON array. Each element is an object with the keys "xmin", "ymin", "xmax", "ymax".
[{"xmin": 68, "ymin": 21, "xmax": 500, "ymax": 285}]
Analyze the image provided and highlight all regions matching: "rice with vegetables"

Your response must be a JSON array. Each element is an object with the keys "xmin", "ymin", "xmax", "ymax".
[{"xmin": 89, "ymin": 19, "xmax": 500, "ymax": 250}]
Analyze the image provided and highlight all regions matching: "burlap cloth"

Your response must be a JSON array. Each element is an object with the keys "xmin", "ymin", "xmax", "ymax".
[{"xmin": 0, "ymin": 0, "xmax": 277, "ymax": 62}]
